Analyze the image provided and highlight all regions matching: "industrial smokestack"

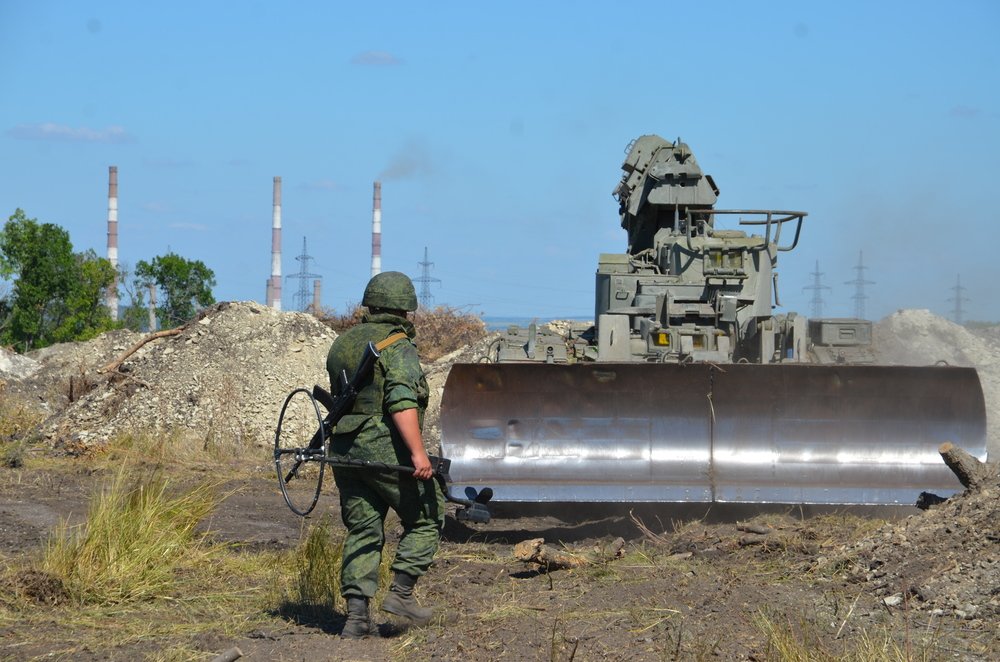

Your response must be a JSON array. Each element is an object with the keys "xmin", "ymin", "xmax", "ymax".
[
  {"xmin": 371, "ymin": 181, "xmax": 382, "ymax": 278},
  {"xmin": 147, "ymin": 283, "xmax": 157, "ymax": 331},
  {"xmin": 269, "ymin": 176, "xmax": 282, "ymax": 310},
  {"xmin": 106, "ymin": 166, "xmax": 119, "ymax": 321},
  {"xmin": 312, "ymin": 279, "xmax": 321, "ymax": 315}
]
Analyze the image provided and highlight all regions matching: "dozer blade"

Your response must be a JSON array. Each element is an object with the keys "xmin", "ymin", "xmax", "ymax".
[{"xmin": 439, "ymin": 363, "xmax": 987, "ymax": 505}]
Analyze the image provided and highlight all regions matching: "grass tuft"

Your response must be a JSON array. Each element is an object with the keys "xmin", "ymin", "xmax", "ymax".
[
  {"xmin": 291, "ymin": 514, "xmax": 344, "ymax": 614},
  {"xmin": 753, "ymin": 609, "xmax": 942, "ymax": 662},
  {"xmin": 39, "ymin": 465, "xmax": 220, "ymax": 605}
]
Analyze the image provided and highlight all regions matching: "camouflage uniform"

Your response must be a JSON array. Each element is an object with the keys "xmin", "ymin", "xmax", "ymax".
[{"xmin": 326, "ymin": 311, "xmax": 444, "ymax": 599}]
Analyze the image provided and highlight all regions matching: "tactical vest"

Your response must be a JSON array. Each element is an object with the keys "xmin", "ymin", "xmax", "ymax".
[{"xmin": 327, "ymin": 316, "xmax": 414, "ymax": 418}]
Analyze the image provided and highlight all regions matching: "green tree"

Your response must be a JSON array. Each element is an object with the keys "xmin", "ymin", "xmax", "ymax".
[
  {"xmin": 135, "ymin": 252, "xmax": 216, "ymax": 328},
  {"xmin": 0, "ymin": 209, "xmax": 116, "ymax": 351}
]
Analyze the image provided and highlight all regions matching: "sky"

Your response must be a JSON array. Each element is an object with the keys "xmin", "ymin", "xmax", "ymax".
[{"xmin": 1, "ymin": 1, "xmax": 998, "ymax": 322}]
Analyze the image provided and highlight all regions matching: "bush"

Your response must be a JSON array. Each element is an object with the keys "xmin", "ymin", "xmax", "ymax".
[
  {"xmin": 412, "ymin": 306, "xmax": 487, "ymax": 361},
  {"xmin": 318, "ymin": 305, "xmax": 487, "ymax": 362}
]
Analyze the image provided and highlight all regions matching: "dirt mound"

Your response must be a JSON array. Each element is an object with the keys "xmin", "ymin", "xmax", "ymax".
[
  {"xmin": 4, "ymin": 329, "xmax": 145, "ymax": 415},
  {"xmin": 875, "ymin": 309, "xmax": 1000, "ymax": 459},
  {"xmin": 837, "ymin": 461, "xmax": 1000, "ymax": 624},
  {"xmin": 35, "ymin": 302, "xmax": 334, "ymax": 450}
]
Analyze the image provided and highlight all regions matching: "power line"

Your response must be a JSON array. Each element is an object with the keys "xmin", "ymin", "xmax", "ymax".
[
  {"xmin": 802, "ymin": 259, "xmax": 831, "ymax": 319},
  {"xmin": 947, "ymin": 274, "xmax": 970, "ymax": 325},
  {"xmin": 286, "ymin": 236, "xmax": 322, "ymax": 312},
  {"xmin": 413, "ymin": 246, "xmax": 441, "ymax": 309},
  {"xmin": 844, "ymin": 250, "xmax": 875, "ymax": 319}
]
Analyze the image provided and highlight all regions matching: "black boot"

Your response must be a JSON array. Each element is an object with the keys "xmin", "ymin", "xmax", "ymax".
[
  {"xmin": 381, "ymin": 572, "xmax": 434, "ymax": 626},
  {"xmin": 342, "ymin": 596, "xmax": 373, "ymax": 638}
]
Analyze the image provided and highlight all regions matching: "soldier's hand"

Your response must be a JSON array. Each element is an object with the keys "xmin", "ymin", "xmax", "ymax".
[{"xmin": 412, "ymin": 451, "xmax": 433, "ymax": 480}]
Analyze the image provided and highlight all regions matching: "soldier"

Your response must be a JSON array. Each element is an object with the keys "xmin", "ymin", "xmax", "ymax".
[{"xmin": 325, "ymin": 271, "xmax": 443, "ymax": 639}]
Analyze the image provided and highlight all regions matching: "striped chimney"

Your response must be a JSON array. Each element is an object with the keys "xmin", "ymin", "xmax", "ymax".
[
  {"xmin": 269, "ymin": 176, "xmax": 282, "ymax": 310},
  {"xmin": 312, "ymin": 279, "xmax": 321, "ymax": 314},
  {"xmin": 106, "ymin": 166, "xmax": 119, "ymax": 320},
  {"xmin": 371, "ymin": 180, "xmax": 382, "ymax": 277},
  {"xmin": 147, "ymin": 282, "xmax": 157, "ymax": 331}
]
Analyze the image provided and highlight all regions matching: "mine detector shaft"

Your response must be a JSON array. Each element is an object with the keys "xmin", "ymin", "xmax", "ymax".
[{"xmin": 440, "ymin": 135, "xmax": 988, "ymax": 506}]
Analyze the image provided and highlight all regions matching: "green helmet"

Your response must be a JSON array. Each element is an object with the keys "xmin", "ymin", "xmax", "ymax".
[{"xmin": 362, "ymin": 271, "xmax": 418, "ymax": 312}]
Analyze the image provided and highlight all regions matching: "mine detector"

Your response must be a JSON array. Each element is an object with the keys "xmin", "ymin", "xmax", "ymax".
[{"xmin": 440, "ymin": 135, "xmax": 988, "ymax": 506}]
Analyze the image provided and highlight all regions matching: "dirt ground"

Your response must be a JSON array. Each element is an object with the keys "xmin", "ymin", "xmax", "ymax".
[{"xmin": 0, "ymin": 455, "xmax": 997, "ymax": 662}]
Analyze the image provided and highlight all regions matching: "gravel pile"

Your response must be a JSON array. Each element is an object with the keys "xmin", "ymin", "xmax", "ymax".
[
  {"xmin": 6, "ymin": 301, "xmax": 492, "ymax": 454},
  {"xmin": 2, "ymin": 329, "xmax": 144, "ymax": 414},
  {"xmin": 0, "ymin": 347, "xmax": 39, "ymax": 382},
  {"xmin": 35, "ymin": 302, "xmax": 335, "ymax": 450}
]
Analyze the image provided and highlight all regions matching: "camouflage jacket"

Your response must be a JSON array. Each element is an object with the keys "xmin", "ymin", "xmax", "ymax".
[{"xmin": 325, "ymin": 312, "xmax": 428, "ymax": 464}]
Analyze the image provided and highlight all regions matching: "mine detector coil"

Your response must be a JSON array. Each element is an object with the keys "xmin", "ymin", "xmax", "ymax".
[{"xmin": 274, "ymin": 336, "xmax": 492, "ymax": 522}]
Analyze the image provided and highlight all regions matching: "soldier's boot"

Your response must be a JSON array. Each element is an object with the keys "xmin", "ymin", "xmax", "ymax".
[
  {"xmin": 381, "ymin": 572, "xmax": 433, "ymax": 626},
  {"xmin": 341, "ymin": 596, "xmax": 373, "ymax": 638}
]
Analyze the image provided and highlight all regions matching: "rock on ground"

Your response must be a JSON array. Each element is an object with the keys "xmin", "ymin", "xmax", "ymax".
[{"xmin": 838, "ymin": 459, "xmax": 1000, "ymax": 626}]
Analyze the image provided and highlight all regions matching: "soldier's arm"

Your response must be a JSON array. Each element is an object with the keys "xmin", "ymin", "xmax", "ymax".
[
  {"xmin": 383, "ymin": 340, "xmax": 432, "ymax": 479},
  {"xmin": 390, "ymin": 408, "xmax": 432, "ymax": 479}
]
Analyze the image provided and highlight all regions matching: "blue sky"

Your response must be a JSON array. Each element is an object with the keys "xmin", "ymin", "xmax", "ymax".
[{"xmin": 1, "ymin": 1, "xmax": 998, "ymax": 321}]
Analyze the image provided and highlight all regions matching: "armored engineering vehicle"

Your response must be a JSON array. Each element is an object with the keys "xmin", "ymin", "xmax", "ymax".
[{"xmin": 440, "ymin": 135, "xmax": 987, "ymax": 506}]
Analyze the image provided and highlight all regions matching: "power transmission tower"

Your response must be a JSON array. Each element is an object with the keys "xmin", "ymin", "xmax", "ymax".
[
  {"xmin": 802, "ymin": 260, "xmax": 831, "ymax": 318},
  {"xmin": 844, "ymin": 250, "xmax": 875, "ymax": 319},
  {"xmin": 947, "ymin": 274, "xmax": 970, "ymax": 325},
  {"xmin": 413, "ymin": 246, "xmax": 441, "ymax": 309},
  {"xmin": 286, "ymin": 236, "xmax": 322, "ymax": 312}
]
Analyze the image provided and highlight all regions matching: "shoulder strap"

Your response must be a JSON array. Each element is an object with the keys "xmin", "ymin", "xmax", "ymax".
[{"xmin": 375, "ymin": 331, "xmax": 408, "ymax": 352}]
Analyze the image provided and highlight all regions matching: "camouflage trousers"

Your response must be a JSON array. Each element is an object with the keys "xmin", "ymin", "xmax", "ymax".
[{"xmin": 332, "ymin": 467, "xmax": 445, "ymax": 598}]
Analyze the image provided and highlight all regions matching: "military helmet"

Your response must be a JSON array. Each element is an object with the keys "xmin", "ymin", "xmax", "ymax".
[{"xmin": 362, "ymin": 271, "xmax": 418, "ymax": 312}]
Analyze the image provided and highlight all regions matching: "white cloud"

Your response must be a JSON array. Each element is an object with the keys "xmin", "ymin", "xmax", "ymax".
[
  {"xmin": 6, "ymin": 122, "xmax": 135, "ymax": 143},
  {"xmin": 350, "ymin": 51, "xmax": 403, "ymax": 66}
]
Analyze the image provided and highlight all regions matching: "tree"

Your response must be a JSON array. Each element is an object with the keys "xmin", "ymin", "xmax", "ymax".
[
  {"xmin": 135, "ymin": 252, "xmax": 216, "ymax": 328},
  {"xmin": 0, "ymin": 209, "xmax": 116, "ymax": 351}
]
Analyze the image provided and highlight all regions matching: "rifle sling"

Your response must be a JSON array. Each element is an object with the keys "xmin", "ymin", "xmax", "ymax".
[{"xmin": 375, "ymin": 332, "xmax": 408, "ymax": 352}]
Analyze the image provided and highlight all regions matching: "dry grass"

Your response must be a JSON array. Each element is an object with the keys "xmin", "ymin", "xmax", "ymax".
[
  {"xmin": 753, "ymin": 609, "xmax": 946, "ymax": 662},
  {"xmin": 40, "ymin": 465, "xmax": 222, "ymax": 605},
  {"xmin": 290, "ymin": 514, "xmax": 344, "ymax": 613},
  {"xmin": 318, "ymin": 304, "xmax": 487, "ymax": 362},
  {"xmin": 411, "ymin": 306, "xmax": 487, "ymax": 361}
]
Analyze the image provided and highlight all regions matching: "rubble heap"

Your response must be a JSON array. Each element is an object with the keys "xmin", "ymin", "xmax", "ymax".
[
  {"xmin": 36, "ymin": 302, "xmax": 334, "ymax": 450},
  {"xmin": 839, "ymin": 458, "xmax": 1000, "ymax": 624}
]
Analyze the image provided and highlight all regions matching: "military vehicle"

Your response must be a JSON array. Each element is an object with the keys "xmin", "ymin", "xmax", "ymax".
[{"xmin": 440, "ymin": 135, "xmax": 987, "ymax": 506}]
